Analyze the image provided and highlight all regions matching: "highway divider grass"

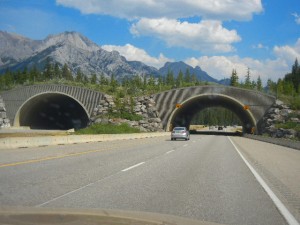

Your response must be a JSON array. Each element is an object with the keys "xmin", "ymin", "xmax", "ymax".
[{"xmin": 75, "ymin": 123, "xmax": 141, "ymax": 135}]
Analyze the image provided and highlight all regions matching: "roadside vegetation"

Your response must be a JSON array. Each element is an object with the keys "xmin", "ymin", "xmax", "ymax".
[{"xmin": 75, "ymin": 123, "xmax": 140, "ymax": 134}]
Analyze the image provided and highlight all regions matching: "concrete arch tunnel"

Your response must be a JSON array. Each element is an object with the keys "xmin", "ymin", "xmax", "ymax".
[
  {"xmin": 152, "ymin": 86, "xmax": 276, "ymax": 134},
  {"xmin": 0, "ymin": 84, "xmax": 106, "ymax": 130},
  {"xmin": 167, "ymin": 94, "xmax": 256, "ymax": 133},
  {"xmin": 14, "ymin": 92, "xmax": 90, "ymax": 130}
]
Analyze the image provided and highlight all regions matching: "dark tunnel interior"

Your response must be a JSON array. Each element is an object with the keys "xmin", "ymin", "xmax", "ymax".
[
  {"xmin": 169, "ymin": 95, "xmax": 256, "ymax": 133},
  {"xmin": 18, "ymin": 93, "xmax": 89, "ymax": 130}
]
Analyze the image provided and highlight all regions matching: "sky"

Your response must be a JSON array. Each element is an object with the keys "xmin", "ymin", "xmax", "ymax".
[{"xmin": 0, "ymin": 0, "xmax": 299, "ymax": 84}]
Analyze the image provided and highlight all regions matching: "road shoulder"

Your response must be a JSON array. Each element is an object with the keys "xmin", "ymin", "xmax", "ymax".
[{"xmin": 230, "ymin": 136, "xmax": 300, "ymax": 223}]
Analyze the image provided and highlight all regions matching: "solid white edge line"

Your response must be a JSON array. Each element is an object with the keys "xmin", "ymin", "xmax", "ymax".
[
  {"xmin": 121, "ymin": 162, "xmax": 145, "ymax": 172},
  {"xmin": 228, "ymin": 137, "xmax": 299, "ymax": 225}
]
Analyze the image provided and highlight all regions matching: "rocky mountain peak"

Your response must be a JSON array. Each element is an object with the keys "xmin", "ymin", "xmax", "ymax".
[
  {"xmin": 0, "ymin": 31, "xmax": 40, "ymax": 63},
  {"xmin": 40, "ymin": 31, "xmax": 100, "ymax": 52}
]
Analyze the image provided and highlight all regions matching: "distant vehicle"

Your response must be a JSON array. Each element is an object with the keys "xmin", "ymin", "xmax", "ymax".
[
  {"xmin": 171, "ymin": 127, "xmax": 190, "ymax": 141},
  {"xmin": 218, "ymin": 126, "xmax": 223, "ymax": 130}
]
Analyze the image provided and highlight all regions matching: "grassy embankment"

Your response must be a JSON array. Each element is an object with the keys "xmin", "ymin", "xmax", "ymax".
[{"xmin": 75, "ymin": 123, "xmax": 140, "ymax": 135}]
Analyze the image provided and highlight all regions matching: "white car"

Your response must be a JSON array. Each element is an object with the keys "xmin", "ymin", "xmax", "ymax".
[{"xmin": 171, "ymin": 127, "xmax": 190, "ymax": 141}]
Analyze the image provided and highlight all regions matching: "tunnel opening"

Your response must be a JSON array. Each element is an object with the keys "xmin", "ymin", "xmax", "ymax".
[
  {"xmin": 167, "ymin": 94, "xmax": 256, "ymax": 134},
  {"xmin": 15, "ymin": 93, "xmax": 89, "ymax": 130}
]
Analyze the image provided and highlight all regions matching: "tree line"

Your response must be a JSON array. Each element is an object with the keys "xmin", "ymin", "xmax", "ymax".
[
  {"xmin": 1, "ymin": 57, "xmax": 299, "ymax": 125},
  {"xmin": 191, "ymin": 107, "xmax": 242, "ymax": 126},
  {"xmin": 0, "ymin": 58, "xmax": 207, "ymax": 96},
  {"xmin": 229, "ymin": 58, "xmax": 300, "ymax": 97}
]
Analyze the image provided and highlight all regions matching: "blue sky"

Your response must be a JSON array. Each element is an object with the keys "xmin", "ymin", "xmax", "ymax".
[{"xmin": 0, "ymin": 0, "xmax": 299, "ymax": 83}]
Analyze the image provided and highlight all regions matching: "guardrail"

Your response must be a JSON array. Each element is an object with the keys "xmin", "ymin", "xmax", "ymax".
[{"xmin": 0, "ymin": 132, "xmax": 169, "ymax": 150}]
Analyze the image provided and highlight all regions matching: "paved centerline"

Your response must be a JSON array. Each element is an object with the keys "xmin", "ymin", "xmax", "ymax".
[
  {"xmin": 228, "ymin": 137, "xmax": 299, "ymax": 225},
  {"xmin": 165, "ymin": 150, "xmax": 175, "ymax": 154},
  {"xmin": 36, "ymin": 172, "xmax": 121, "ymax": 207},
  {"xmin": 0, "ymin": 148, "xmax": 108, "ymax": 168},
  {"xmin": 121, "ymin": 162, "xmax": 145, "ymax": 172}
]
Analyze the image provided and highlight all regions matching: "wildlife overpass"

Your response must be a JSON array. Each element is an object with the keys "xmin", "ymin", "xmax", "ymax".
[
  {"xmin": 152, "ymin": 86, "xmax": 276, "ymax": 133},
  {"xmin": 0, "ymin": 84, "xmax": 276, "ymax": 133}
]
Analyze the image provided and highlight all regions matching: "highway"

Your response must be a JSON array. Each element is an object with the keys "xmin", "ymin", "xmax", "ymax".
[{"xmin": 0, "ymin": 135, "xmax": 299, "ymax": 225}]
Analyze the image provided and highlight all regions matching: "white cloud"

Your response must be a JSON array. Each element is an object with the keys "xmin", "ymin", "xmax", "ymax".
[
  {"xmin": 274, "ymin": 38, "xmax": 300, "ymax": 62},
  {"xmin": 102, "ymin": 44, "xmax": 173, "ymax": 68},
  {"xmin": 292, "ymin": 13, "xmax": 300, "ymax": 25},
  {"xmin": 185, "ymin": 38, "xmax": 300, "ymax": 84},
  {"xmin": 131, "ymin": 18, "xmax": 241, "ymax": 53},
  {"xmin": 56, "ymin": 0, "xmax": 263, "ymax": 21},
  {"xmin": 252, "ymin": 43, "xmax": 268, "ymax": 50},
  {"xmin": 56, "ymin": 0, "xmax": 260, "ymax": 53},
  {"xmin": 185, "ymin": 55, "xmax": 289, "ymax": 84}
]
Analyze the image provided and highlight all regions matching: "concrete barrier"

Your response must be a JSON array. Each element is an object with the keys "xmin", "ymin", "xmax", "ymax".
[{"xmin": 0, "ymin": 132, "xmax": 169, "ymax": 150}]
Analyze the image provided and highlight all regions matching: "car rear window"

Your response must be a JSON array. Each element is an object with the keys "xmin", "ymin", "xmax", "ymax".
[{"xmin": 174, "ymin": 127, "xmax": 185, "ymax": 131}]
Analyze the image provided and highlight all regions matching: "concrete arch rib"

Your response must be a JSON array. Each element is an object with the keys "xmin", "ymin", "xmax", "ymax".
[
  {"xmin": 166, "ymin": 94, "xmax": 257, "ymax": 134},
  {"xmin": 14, "ymin": 92, "xmax": 90, "ymax": 130}
]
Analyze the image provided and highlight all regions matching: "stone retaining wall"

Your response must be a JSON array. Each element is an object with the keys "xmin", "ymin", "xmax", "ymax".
[
  {"xmin": 259, "ymin": 99, "xmax": 300, "ymax": 140},
  {"xmin": 91, "ymin": 95, "xmax": 163, "ymax": 132},
  {"xmin": 0, "ymin": 96, "xmax": 10, "ymax": 128}
]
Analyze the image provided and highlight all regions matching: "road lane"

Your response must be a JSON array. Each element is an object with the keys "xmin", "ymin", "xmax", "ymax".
[{"xmin": 0, "ymin": 135, "xmax": 289, "ymax": 225}]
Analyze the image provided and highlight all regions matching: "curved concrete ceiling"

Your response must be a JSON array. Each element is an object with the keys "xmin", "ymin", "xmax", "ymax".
[
  {"xmin": 15, "ymin": 93, "xmax": 89, "ymax": 130},
  {"xmin": 167, "ymin": 94, "xmax": 256, "ymax": 133}
]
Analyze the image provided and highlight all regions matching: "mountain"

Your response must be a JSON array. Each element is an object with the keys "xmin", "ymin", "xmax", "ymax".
[
  {"xmin": 159, "ymin": 61, "xmax": 218, "ymax": 83},
  {"xmin": 218, "ymin": 78, "xmax": 231, "ymax": 85},
  {"xmin": 0, "ymin": 31, "xmax": 40, "ymax": 67},
  {"xmin": 0, "ymin": 31, "xmax": 160, "ymax": 78},
  {"xmin": 0, "ymin": 31, "xmax": 224, "ymax": 84}
]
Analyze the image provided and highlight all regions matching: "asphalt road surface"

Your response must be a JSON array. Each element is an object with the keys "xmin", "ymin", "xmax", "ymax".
[{"xmin": 0, "ymin": 135, "xmax": 293, "ymax": 225}]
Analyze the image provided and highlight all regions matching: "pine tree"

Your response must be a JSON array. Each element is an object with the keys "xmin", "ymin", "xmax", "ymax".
[
  {"xmin": 62, "ymin": 63, "xmax": 73, "ymax": 81},
  {"xmin": 90, "ymin": 73, "xmax": 97, "ymax": 84},
  {"xmin": 99, "ymin": 73, "xmax": 108, "ymax": 85},
  {"xmin": 244, "ymin": 68, "xmax": 252, "ymax": 89},
  {"xmin": 191, "ymin": 74, "xmax": 198, "ymax": 85},
  {"xmin": 44, "ymin": 57, "xmax": 54, "ymax": 80},
  {"xmin": 230, "ymin": 69, "xmax": 239, "ymax": 86},
  {"xmin": 257, "ymin": 76, "xmax": 262, "ymax": 91},
  {"xmin": 166, "ymin": 69, "xmax": 174, "ymax": 86},
  {"xmin": 54, "ymin": 62, "xmax": 61, "ymax": 79},
  {"xmin": 148, "ymin": 75, "xmax": 155, "ymax": 87},
  {"xmin": 176, "ymin": 70, "xmax": 184, "ymax": 87},
  {"xmin": 29, "ymin": 65, "xmax": 40, "ymax": 83},
  {"xmin": 184, "ymin": 68, "xmax": 191, "ymax": 83},
  {"xmin": 110, "ymin": 74, "xmax": 118, "ymax": 91},
  {"xmin": 82, "ymin": 74, "xmax": 89, "ymax": 84},
  {"xmin": 3, "ymin": 69, "xmax": 14, "ymax": 87},
  {"xmin": 75, "ymin": 68, "xmax": 83, "ymax": 82},
  {"xmin": 251, "ymin": 80, "xmax": 256, "ymax": 90},
  {"xmin": 283, "ymin": 58, "xmax": 299, "ymax": 94}
]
